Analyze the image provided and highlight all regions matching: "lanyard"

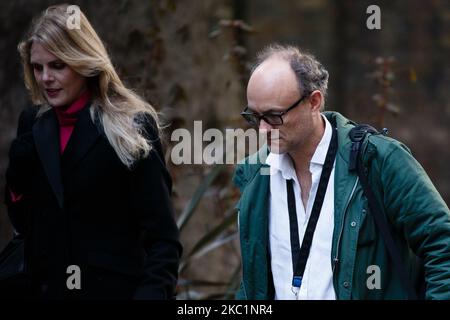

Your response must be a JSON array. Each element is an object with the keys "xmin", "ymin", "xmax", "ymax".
[{"xmin": 286, "ymin": 124, "xmax": 337, "ymax": 297}]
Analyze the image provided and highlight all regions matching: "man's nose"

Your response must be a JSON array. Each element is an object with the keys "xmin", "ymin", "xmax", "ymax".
[{"xmin": 259, "ymin": 118, "xmax": 273, "ymax": 132}]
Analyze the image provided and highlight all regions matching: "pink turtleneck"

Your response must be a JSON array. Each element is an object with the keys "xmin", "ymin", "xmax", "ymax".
[
  {"xmin": 54, "ymin": 90, "xmax": 90, "ymax": 154},
  {"xmin": 9, "ymin": 91, "xmax": 90, "ymax": 203}
]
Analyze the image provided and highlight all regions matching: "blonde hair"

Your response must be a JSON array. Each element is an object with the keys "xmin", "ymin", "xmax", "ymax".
[{"xmin": 18, "ymin": 4, "xmax": 159, "ymax": 168}]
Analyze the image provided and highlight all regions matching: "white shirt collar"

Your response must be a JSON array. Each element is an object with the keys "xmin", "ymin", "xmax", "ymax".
[
  {"xmin": 266, "ymin": 152, "xmax": 296, "ymax": 180},
  {"xmin": 266, "ymin": 114, "xmax": 332, "ymax": 179}
]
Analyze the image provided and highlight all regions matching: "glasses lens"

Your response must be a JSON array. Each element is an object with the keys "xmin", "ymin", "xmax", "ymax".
[
  {"xmin": 242, "ymin": 113, "xmax": 258, "ymax": 126},
  {"xmin": 263, "ymin": 114, "xmax": 283, "ymax": 126}
]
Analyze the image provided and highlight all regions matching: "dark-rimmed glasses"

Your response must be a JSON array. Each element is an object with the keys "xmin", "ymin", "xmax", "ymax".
[{"xmin": 240, "ymin": 93, "xmax": 310, "ymax": 126}]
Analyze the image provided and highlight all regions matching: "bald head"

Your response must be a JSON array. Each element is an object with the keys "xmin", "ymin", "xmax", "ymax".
[
  {"xmin": 247, "ymin": 57, "xmax": 301, "ymax": 113},
  {"xmin": 248, "ymin": 44, "xmax": 329, "ymax": 113}
]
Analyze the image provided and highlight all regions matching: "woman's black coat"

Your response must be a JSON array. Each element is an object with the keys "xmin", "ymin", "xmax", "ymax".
[{"xmin": 4, "ymin": 104, "xmax": 182, "ymax": 299}]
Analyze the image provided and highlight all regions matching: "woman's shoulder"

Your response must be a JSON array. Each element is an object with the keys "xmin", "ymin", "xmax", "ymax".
[
  {"xmin": 133, "ymin": 111, "xmax": 167, "ymax": 166},
  {"xmin": 134, "ymin": 112, "xmax": 160, "ymax": 142},
  {"xmin": 16, "ymin": 106, "xmax": 40, "ymax": 135},
  {"xmin": 19, "ymin": 105, "xmax": 38, "ymax": 120}
]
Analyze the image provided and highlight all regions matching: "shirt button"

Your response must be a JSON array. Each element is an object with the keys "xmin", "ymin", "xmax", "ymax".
[
  {"xmin": 343, "ymin": 281, "xmax": 350, "ymax": 288},
  {"xmin": 350, "ymin": 221, "xmax": 357, "ymax": 227},
  {"xmin": 362, "ymin": 209, "xmax": 367, "ymax": 214}
]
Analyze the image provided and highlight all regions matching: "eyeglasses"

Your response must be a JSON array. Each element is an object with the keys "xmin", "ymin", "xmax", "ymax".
[{"xmin": 240, "ymin": 93, "xmax": 310, "ymax": 126}]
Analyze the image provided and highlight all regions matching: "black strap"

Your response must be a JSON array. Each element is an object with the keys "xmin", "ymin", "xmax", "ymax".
[
  {"xmin": 286, "ymin": 124, "xmax": 338, "ymax": 291},
  {"xmin": 349, "ymin": 124, "xmax": 418, "ymax": 299},
  {"xmin": 348, "ymin": 124, "xmax": 382, "ymax": 171}
]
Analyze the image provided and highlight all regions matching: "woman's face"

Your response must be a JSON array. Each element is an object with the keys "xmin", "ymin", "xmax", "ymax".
[{"xmin": 30, "ymin": 42, "xmax": 87, "ymax": 108}]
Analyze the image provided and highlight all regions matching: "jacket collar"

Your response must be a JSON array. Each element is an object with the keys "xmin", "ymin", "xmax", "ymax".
[
  {"xmin": 322, "ymin": 112, "xmax": 360, "ymax": 262},
  {"xmin": 32, "ymin": 102, "xmax": 101, "ymax": 208},
  {"xmin": 33, "ymin": 108, "xmax": 63, "ymax": 208}
]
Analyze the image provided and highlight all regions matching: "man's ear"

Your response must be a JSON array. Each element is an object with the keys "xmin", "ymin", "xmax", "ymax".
[{"xmin": 308, "ymin": 90, "xmax": 323, "ymax": 112}]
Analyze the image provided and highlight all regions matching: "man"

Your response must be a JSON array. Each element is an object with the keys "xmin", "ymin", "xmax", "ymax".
[{"xmin": 233, "ymin": 44, "xmax": 450, "ymax": 300}]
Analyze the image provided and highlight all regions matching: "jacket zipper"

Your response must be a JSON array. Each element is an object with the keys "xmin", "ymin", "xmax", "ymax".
[{"xmin": 332, "ymin": 177, "xmax": 359, "ymax": 273}]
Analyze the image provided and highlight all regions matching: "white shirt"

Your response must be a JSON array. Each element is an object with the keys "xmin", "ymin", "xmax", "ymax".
[{"xmin": 266, "ymin": 115, "xmax": 336, "ymax": 300}]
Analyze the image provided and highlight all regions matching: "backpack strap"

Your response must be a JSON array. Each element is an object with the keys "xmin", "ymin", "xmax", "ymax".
[
  {"xmin": 348, "ymin": 124, "xmax": 380, "ymax": 172},
  {"xmin": 349, "ymin": 125, "xmax": 418, "ymax": 299}
]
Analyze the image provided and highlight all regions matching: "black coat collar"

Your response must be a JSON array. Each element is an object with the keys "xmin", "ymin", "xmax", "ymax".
[
  {"xmin": 61, "ymin": 103, "xmax": 102, "ymax": 170},
  {"xmin": 32, "ymin": 103, "xmax": 101, "ymax": 208}
]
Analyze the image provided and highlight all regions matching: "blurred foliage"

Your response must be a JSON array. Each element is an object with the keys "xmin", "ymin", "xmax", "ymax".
[
  {"xmin": 172, "ymin": 15, "xmax": 256, "ymax": 300},
  {"xmin": 366, "ymin": 56, "xmax": 417, "ymax": 128},
  {"xmin": 176, "ymin": 165, "xmax": 241, "ymax": 299},
  {"xmin": 134, "ymin": 3, "xmax": 256, "ymax": 299}
]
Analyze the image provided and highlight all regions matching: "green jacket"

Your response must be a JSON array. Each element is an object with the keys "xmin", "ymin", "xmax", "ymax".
[{"xmin": 233, "ymin": 111, "xmax": 450, "ymax": 300}]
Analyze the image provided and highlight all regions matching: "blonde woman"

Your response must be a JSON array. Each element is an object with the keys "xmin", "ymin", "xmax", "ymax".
[{"xmin": 2, "ymin": 4, "xmax": 181, "ymax": 299}]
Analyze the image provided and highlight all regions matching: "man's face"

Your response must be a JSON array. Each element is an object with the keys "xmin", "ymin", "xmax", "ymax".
[
  {"xmin": 30, "ymin": 42, "xmax": 87, "ymax": 108},
  {"xmin": 246, "ymin": 58, "xmax": 317, "ymax": 155}
]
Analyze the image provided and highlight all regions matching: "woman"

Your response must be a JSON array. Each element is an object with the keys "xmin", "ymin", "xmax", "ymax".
[{"xmin": 3, "ymin": 4, "xmax": 181, "ymax": 299}]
